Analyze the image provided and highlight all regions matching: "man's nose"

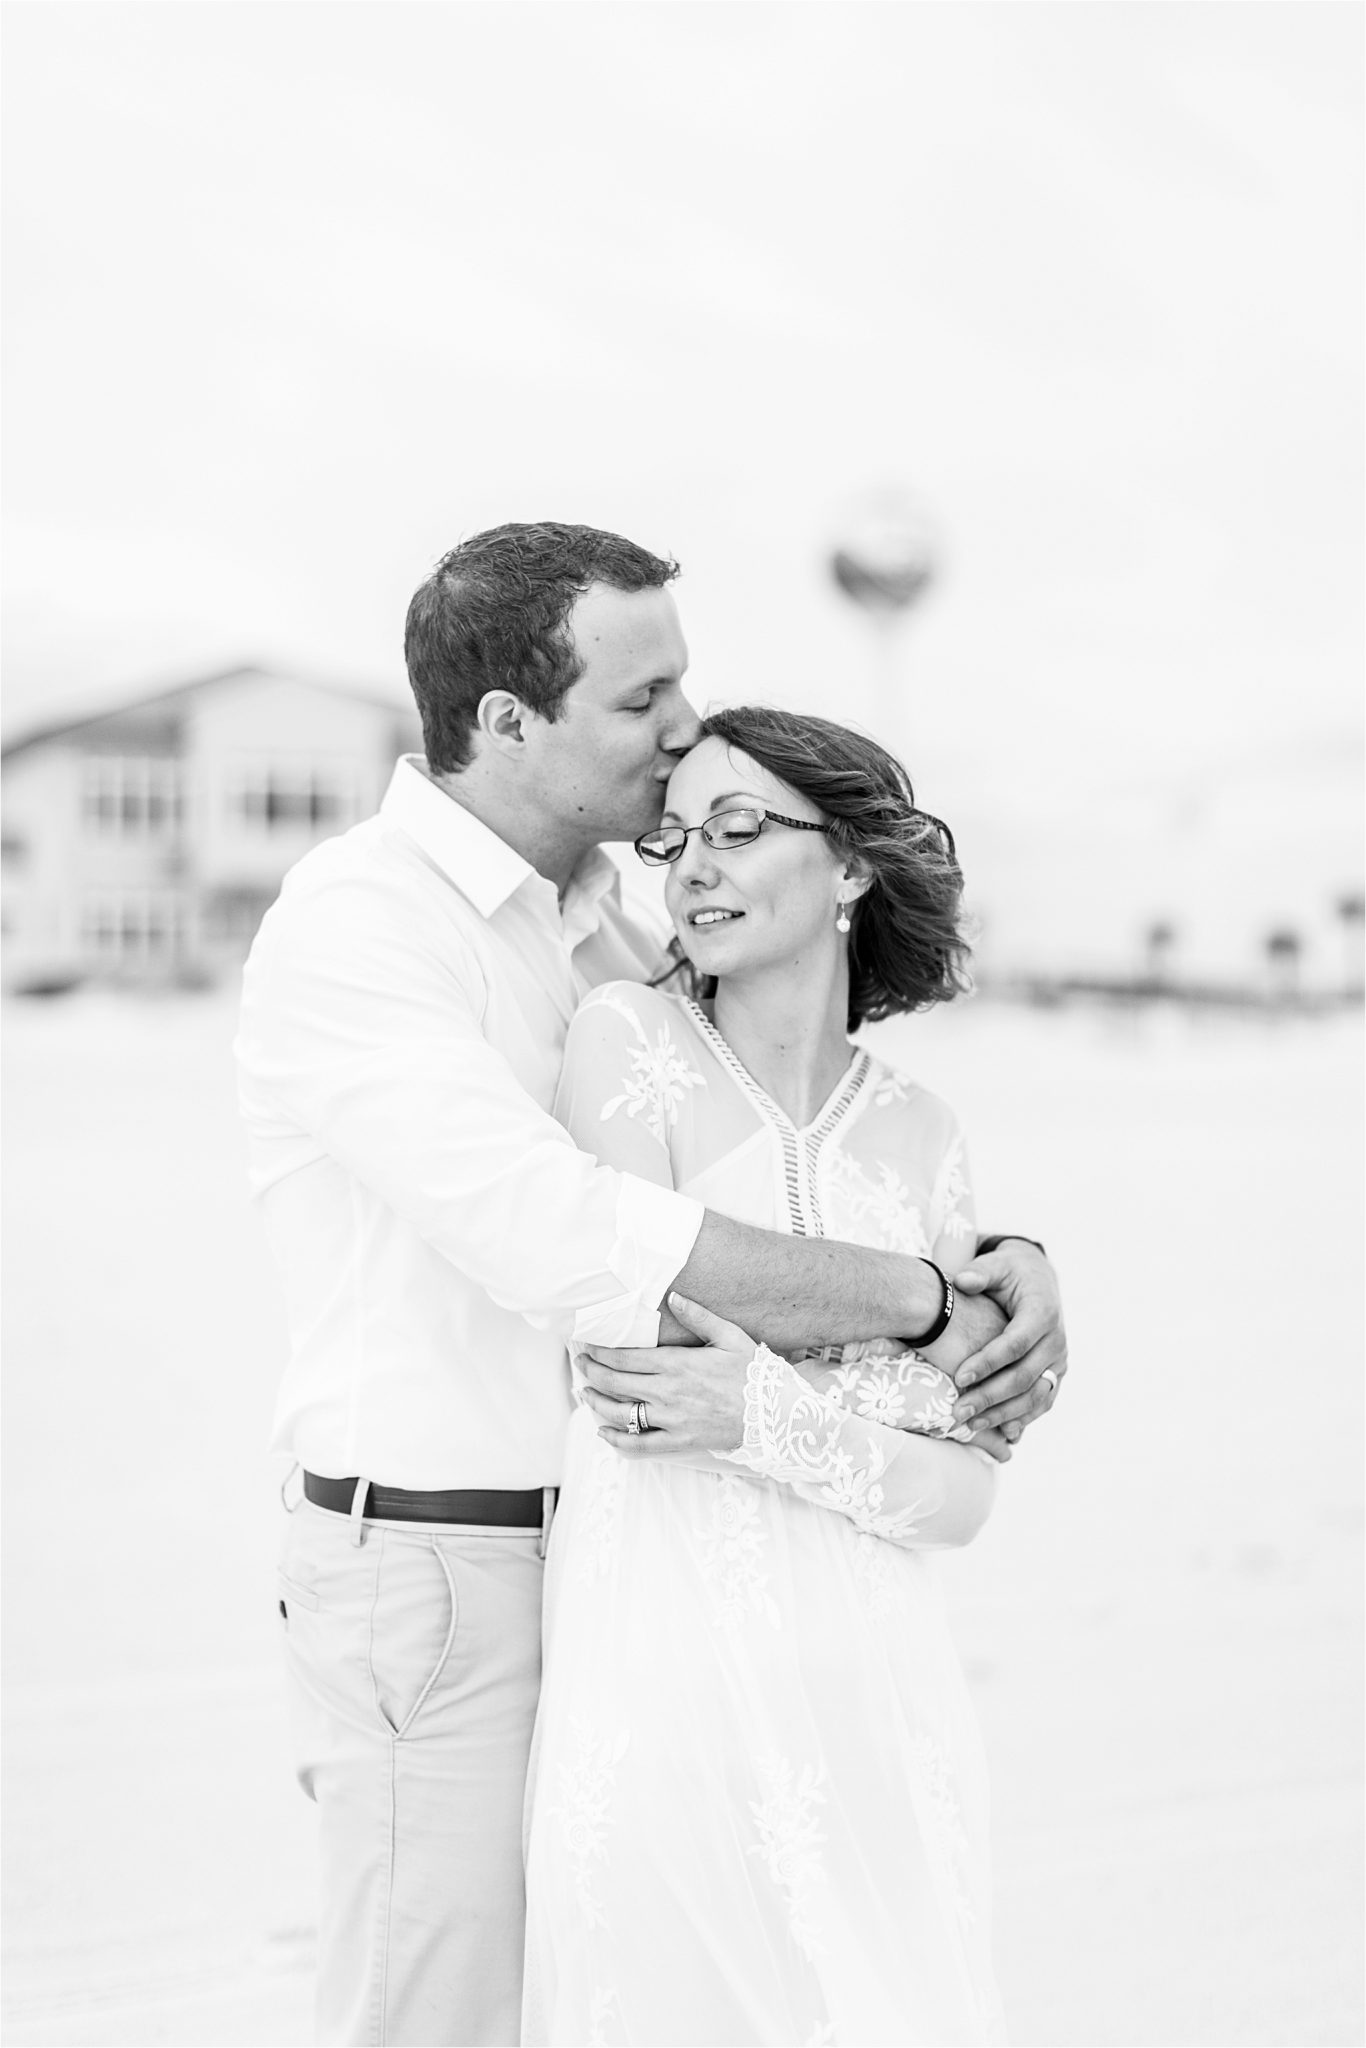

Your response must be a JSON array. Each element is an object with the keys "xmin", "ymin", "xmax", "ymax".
[{"xmin": 661, "ymin": 688, "xmax": 703, "ymax": 756}]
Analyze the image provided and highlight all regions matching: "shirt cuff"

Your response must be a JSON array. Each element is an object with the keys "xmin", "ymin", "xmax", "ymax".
[
  {"xmin": 975, "ymin": 1232, "xmax": 1047, "ymax": 1259},
  {"xmin": 569, "ymin": 1176, "xmax": 704, "ymax": 1349}
]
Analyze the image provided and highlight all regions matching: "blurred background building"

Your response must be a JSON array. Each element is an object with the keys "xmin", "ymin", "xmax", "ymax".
[{"xmin": 1, "ymin": 670, "xmax": 419, "ymax": 991}]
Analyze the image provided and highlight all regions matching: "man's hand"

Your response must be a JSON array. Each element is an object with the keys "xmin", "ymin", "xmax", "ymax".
[
  {"xmin": 946, "ymin": 1242, "xmax": 1067, "ymax": 1442},
  {"xmin": 955, "ymin": 1421, "xmax": 1014, "ymax": 1464},
  {"xmin": 578, "ymin": 1294, "xmax": 755, "ymax": 1456}
]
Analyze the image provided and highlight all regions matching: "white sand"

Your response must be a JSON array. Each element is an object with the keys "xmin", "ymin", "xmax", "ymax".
[{"xmin": 2, "ymin": 990, "xmax": 1362, "ymax": 2046}]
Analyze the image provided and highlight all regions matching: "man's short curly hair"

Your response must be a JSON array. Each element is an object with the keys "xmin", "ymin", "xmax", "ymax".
[
  {"xmin": 404, "ymin": 522, "xmax": 680, "ymax": 774},
  {"xmin": 699, "ymin": 705, "xmax": 972, "ymax": 1032}
]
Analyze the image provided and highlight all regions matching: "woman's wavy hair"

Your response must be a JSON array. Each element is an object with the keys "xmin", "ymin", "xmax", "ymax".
[{"xmin": 671, "ymin": 705, "xmax": 972, "ymax": 1033}]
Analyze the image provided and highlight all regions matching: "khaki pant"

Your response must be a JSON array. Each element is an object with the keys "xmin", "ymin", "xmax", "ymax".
[{"xmin": 277, "ymin": 1494, "xmax": 549, "ymax": 2046}]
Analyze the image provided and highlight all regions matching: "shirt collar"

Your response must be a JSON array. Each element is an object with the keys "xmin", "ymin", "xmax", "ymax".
[
  {"xmin": 561, "ymin": 844, "xmax": 622, "ymax": 951},
  {"xmin": 380, "ymin": 756, "xmax": 621, "ymax": 928}
]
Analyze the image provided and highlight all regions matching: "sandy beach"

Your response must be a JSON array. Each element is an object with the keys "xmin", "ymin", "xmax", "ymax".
[{"xmin": 2, "ymin": 987, "xmax": 1362, "ymax": 2046}]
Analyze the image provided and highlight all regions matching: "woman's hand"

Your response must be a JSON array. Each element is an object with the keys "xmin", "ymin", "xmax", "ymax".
[{"xmin": 577, "ymin": 1294, "xmax": 757, "ymax": 1456}]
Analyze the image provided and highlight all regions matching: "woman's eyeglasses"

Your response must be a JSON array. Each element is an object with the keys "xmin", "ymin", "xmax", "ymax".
[
  {"xmin": 633, "ymin": 807, "xmax": 830, "ymax": 868},
  {"xmin": 634, "ymin": 805, "xmax": 958, "ymax": 868}
]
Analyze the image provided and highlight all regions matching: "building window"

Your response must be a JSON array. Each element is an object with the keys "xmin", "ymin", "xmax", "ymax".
[
  {"xmin": 202, "ymin": 886, "xmax": 277, "ymax": 947},
  {"xmin": 82, "ymin": 757, "xmax": 183, "ymax": 837},
  {"xmin": 81, "ymin": 892, "xmax": 184, "ymax": 963},
  {"xmin": 231, "ymin": 764, "xmax": 353, "ymax": 831}
]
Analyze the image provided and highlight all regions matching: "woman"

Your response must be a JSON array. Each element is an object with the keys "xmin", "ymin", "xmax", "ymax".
[{"xmin": 523, "ymin": 708, "xmax": 1007, "ymax": 2047}]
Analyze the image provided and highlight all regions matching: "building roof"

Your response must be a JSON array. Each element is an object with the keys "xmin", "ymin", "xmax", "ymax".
[{"xmin": 1, "ymin": 664, "xmax": 416, "ymax": 763}]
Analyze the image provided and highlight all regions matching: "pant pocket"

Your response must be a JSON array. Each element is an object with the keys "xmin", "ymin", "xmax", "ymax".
[
  {"xmin": 368, "ymin": 1534, "xmax": 459, "ymax": 1740},
  {"xmin": 276, "ymin": 1568, "xmax": 322, "ymax": 1624}
]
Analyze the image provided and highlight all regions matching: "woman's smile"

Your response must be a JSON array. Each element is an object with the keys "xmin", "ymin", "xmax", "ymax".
[{"xmin": 687, "ymin": 906, "xmax": 744, "ymax": 928}]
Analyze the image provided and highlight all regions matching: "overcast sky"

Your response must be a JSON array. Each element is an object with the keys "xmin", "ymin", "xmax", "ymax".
[{"xmin": 3, "ymin": 2, "xmax": 1362, "ymax": 974}]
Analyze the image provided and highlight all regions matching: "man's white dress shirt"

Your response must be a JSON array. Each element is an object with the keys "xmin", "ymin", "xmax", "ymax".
[{"xmin": 235, "ymin": 757, "xmax": 704, "ymax": 1490}]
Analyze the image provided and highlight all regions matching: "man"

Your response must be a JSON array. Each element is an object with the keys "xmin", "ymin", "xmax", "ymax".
[{"xmin": 236, "ymin": 523, "xmax": 1065, "ymax": 2047}]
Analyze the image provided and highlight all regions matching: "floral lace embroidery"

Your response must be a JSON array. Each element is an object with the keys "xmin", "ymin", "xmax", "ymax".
[
  {"xmin": 931, "ymin": 1132, "xmax": 972, "ymax": 1241},
  {"xmin": 907, "ymin": 1731, "xmax": 975, "ymax": 1933},
  {"xmin": 747, "ymin": 1751, "xmax": 829, "ymax": 1960},
  {"xmin": 591, "ymin": 991, "xmax": 705, "ymax": 1147},
  {"xmin": 547, "ymin": 1719, "xmax": 631, "ymax": 1931},
  {"xmin": 828, "ymin": 1354, "xmax": 960, "ymax": 1436},
  {"xmin": 586, "ymin": 1986, "xmax": 622, "ymax": 2046},
  {"xmin": 850, "ymin": 1530, "xmax": 896, "ymax": 1620},
  {"xmin": 823, "ymin": 1149, "xmax": 931, "ymax": 1257},
  {"xmin": 848, "ymin": 1361, "xmax": 912, "ymax": 1427},
  {"xmin": 696, "ymin": 1474, "xmax": 780, "ymax": 1630},
  {"xmin": 574, "ymin": 1428, "xmax": 624, "ymax": 1586},
  {"xmin": 718, "ymin": 1346, "xmax": 930, "ymax": 1545}
]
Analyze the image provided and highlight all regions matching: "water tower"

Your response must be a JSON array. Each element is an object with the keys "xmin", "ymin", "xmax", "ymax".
[{"xmin": 828, "ymin": 489, "xmax": 938, "ymax": 744}]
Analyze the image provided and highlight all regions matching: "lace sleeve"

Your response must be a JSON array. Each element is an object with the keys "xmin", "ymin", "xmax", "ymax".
[
  {"xmin": 717, "ymin": 1345, "xmax": 996, "ymax": 1550},
  {"xmin": 555, "ymin": 984, "xmax": 705, "ymax": 1192},
  {"xmin": 929, "ymin": 1120, "xmax": 976, "ymax": 1265},
  {"xmin": 794, "ymin": 1099, "xmax": 978, "ymax": 1443},
  {"xmin": 810, "ymin": 1350, "xmax": 969, "ymax": 1440}
]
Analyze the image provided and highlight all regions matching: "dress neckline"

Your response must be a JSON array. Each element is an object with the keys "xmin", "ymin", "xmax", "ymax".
[{"xmin": 681, "ymin": 999, "xmax": 871, "ymax": 1142}]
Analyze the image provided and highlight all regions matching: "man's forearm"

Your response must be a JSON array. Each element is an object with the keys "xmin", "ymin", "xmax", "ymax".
[{"xmin": 667, "ymin": 1210, "xmax": 942, "ymax": 1354}]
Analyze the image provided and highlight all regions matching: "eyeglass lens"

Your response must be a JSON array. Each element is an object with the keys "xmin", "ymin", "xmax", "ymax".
[
  {"xmin": 702, "ymin": 808, "xmax": 764, "ymax": 848},
  {"xmin": 637, "ymin": 808, "xmax": 765, "ymax": 864}
]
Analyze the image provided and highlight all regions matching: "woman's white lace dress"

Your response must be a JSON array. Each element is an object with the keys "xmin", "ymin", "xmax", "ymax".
[{"xmin": 523, "ymin": 983, "xmax": 1005, "ymax": 2047}]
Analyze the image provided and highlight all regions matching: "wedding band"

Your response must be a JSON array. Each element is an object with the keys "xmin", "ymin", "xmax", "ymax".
[
  {"xmin": 637, "ymin": 1400, "xmax": 651, "ymax": 1433},
  {"xmin": 625, "ymin": 1402, "xmax": 642, "ymax": 1436},
  {"xmin": 1040, "ymin": 1369, "xmax": 1059, "ymax": 1396}
]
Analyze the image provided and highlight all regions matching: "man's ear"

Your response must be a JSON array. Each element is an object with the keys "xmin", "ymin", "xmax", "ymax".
[{"xmin": 475, "ymin": 690, "xmax": 531, "ymax": 756}]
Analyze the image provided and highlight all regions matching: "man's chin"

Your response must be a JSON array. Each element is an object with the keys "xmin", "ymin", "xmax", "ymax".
[{"xmin": 604, "ymin": 804, "xmax": 666, "ymax": 847}]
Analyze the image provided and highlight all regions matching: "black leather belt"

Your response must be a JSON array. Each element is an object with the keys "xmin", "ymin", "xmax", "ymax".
[{"xmin": 303, "ymin": 1472, "xmax": 548, "ymax": 1527}]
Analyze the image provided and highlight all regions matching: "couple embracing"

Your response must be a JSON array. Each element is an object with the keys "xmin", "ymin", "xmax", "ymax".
[{"xmin": 236, "ymin": 523, "xmax": 1068, "ymax": 2048}]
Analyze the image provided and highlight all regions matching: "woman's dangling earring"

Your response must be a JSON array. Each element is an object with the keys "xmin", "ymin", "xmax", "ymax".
[{"xmin": 835, "ymin": 899, "xmax": 851, "ymax": 934}]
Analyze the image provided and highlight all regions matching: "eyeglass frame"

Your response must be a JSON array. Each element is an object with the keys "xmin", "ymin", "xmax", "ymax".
[
  {"xmin": 633, "ymin": 804, "xmax": 958, "ymax": 868},
  {"xmin": 633, "ymin": 806, "xmax": 832, "ymax": 867}
]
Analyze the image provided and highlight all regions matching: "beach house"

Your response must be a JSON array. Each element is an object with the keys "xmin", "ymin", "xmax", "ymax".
[{"xmin": 1, "ymin": 666, "xmax": 421, "ymax": 992}]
